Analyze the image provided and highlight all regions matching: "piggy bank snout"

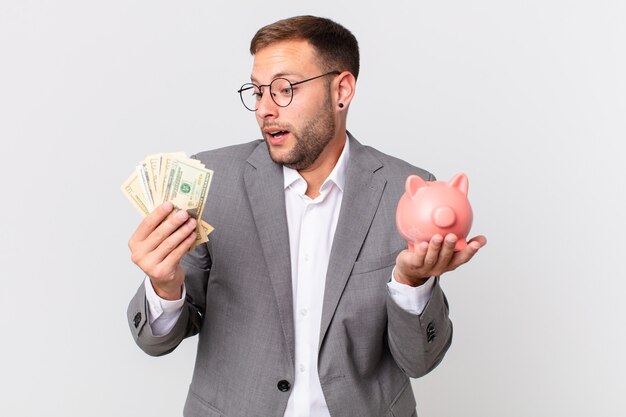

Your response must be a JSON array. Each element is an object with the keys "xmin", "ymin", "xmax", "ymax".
[{"xmin": 432, "ymin": 206, "xmax": 456, "ymax": 228}]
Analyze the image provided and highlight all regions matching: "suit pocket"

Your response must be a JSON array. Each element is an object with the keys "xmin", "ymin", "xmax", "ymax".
[
  {"xmin": 352, "ymin": 250, "xmax": 401, "ymax": 275},
  {"xmin": 184, "ymin": 390, "xmax": 224, "ymax": 417}
]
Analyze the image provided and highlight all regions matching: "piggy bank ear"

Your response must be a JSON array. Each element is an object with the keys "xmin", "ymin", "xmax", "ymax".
[
  {"xmin": 449, "ymin": 173, "xmax": 469, "ymax": 195},
  {"xmin": 405, "ymin": 175, "xmax": 427, "ymax": 198}
]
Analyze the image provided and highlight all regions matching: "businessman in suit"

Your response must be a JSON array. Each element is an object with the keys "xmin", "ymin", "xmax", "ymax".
[{"xmin": 127, "ymin": 15, "xmax": 486, "ymax": 417}]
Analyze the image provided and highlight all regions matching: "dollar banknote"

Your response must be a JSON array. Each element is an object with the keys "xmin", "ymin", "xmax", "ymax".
[{"xmin": 121, "ymin": 152, "xmax": 214, "ymax": 250}]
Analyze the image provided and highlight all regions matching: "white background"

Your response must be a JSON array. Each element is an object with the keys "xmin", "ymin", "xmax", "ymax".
[{"xmin": 1, "ymin": 1, "xmax": 624, "ymax": 416}]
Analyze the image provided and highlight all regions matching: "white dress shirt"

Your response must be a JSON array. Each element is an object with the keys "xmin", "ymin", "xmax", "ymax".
[
  {"xmin": 144, "ymin": 137, "xmax": 435, "ymax": 417},
  {"xmin": 281, "ymin": 138, "xmax": 347, "ymax": 417}
]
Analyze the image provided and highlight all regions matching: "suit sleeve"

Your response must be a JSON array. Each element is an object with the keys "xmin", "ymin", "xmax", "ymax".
[
  {"xmin": 386, "ymin": 277, "xmax": 453, "ymax": 378},
  {"xmin": 126, "ymin": 243, "xmax": 212, "ymax": 356}
]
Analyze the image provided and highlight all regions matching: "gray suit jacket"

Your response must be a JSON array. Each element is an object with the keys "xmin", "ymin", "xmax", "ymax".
[{"xmin": 128, "ymin": 133, "xmax": 453, "ymax": 417}]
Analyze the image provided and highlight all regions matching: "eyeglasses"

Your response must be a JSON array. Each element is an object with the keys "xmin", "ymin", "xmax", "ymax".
[{"xmin": 237, "ymin": 71, "xmax": 340, "ymax": 111}]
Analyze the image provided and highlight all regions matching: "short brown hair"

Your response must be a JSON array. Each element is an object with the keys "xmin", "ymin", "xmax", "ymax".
[{"xmin": 250, "ymin": 15, "xmax": 360, "ymax": 80}]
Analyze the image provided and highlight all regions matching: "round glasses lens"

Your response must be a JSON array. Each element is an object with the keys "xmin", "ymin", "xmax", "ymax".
[
  {"xmin": 270, "ymin": 78, "xmax": 293, "ymax": 107},
  {"xmin": 239, "ymin": 83, "xmax": 260, "ymax": 111}
]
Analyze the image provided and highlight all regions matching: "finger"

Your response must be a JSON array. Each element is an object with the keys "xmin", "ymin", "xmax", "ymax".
[
  {"xmin": 408, "ymin": 242, "xmax": 428, "ymax": 268},
  {"xmin": 151, "ymin": 217, "xmax": 197, "ymax": 264},
  {"xmin": 160, "ymin": 230, "xmax": 198, "ymax": 272},
  {"xmin": 436, "ymin": 233, "xmax": 457, "ymax": 268},
  {"xmin": 138, "ymin": 218, "xmax": 196, "ymax": 279},
  {"xmin": 395, "ymin": 244, "xmax": 427, "ymax": 284},
  {"xmin": 130, "ymin": 202, "xmax": 175, "ymax": 244},
  {"xmin": 396, "ymin": 243, "xmax": 425, "ymax": 273},
  {"xmin": 416, "ymin": 241, "xmax": 429, "ymax": 256},
  {"xmin": 423, "ymin": 234, "xmax": 444, "ymax": 268},
  {"xmin": 448, "ymin": 241, "xmax": 482, "ymax": 270},
  {"xmin": 143, "ymin": 209, "xmax": 192, "ymax": 252},
  {"xmin": 468, "ymin": 235, "xmax": 487, "ymax": 249}
]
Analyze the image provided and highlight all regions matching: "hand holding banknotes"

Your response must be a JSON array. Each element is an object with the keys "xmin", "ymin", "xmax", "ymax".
[
  {"xmin": 121, "ymin": 152, "xmax": 215, "ymax": 300},
  {"xmin": 128, "ymin": 201, "xmax": 196, "ymax": 300}
]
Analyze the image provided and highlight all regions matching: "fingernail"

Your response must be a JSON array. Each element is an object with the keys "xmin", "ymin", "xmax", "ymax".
[
  {"xmin": 162, "ymin": 201, "xmax": 173, "ymax": 211},
  {"xmin": 470, "ymin": 241, "xmax": 481, "ymax": 250},
  {"xmin": 176, "ymin": 210, "xmax": 189, "ymax": 220},
  {"xmin": 188, "ymin": 218, "xmax": 197, "ymax": 228}
]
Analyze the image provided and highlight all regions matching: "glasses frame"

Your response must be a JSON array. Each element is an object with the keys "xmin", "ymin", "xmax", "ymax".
[{"xmin": 237, "ymin": 70, "xmax": 340, "ymax": 111}]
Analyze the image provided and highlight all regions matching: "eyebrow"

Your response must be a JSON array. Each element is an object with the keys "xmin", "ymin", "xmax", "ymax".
[{"xmin": 250, "ymin": 72, "xmax": 300, "ymax": 84}]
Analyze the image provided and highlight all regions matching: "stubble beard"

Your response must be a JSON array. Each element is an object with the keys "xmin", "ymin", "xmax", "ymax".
[{"xmin": 264, "ymin": 91, "xmax": 336, "ymax": 171}]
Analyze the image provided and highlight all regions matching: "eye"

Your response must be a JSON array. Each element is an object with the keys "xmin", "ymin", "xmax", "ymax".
[
  {"xmin": 251, "ymin": 87, "xmax": 263, "ymax": 101},
  {"xmin": 279, "ymin": 86, "xmax": 293, "ymax": 96}
]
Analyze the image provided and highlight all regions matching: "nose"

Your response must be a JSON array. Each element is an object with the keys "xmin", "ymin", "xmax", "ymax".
[{"xmin": 256, "ymin": 90, "xmax": 278, "ymax": 119}]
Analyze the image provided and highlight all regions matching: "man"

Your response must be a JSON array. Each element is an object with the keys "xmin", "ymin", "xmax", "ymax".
[{"xmin": 127, "ymin": 15, "xmax": 486, "ymax": 417}]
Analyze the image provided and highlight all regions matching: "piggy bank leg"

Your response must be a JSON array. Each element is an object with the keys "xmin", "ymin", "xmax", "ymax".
[{"xmin": 454, "ymin": 239, "xmax": 468, "ymax": 252}]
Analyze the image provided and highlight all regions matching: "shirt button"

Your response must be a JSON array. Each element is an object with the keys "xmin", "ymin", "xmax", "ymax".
[
  {"xmin": 303, "ymin": 254, "xmax": 309, "ymax": 262},
  {"xmin": 299, "ymin": 364, "xmax": 306, "ymax": 372},
  {"xmin": 277, "ymin": 380, "xmax": 291, "ymax": 392},
  {"xmin": 299, "ymin": 308, "xmax": 308, "ymax": 317}
]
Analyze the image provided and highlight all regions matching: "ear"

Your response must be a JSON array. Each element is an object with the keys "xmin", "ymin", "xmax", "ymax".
[
  {"xmin": 405, "ymin": 175, "xmax": 427, "ymax": 198},
  {"xmin": 334, "ymin": 71, "xmax": 356, "ymax": 109},
  {"xmin": 449, "ymin": 173, "xmax": 469, "ymax": 195}
]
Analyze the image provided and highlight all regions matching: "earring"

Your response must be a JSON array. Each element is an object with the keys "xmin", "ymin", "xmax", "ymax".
[{"xmin": 338, "ymin": 103, "xmax": 344, "ymax": 108}]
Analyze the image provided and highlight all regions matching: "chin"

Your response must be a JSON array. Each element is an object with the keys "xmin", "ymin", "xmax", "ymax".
[
  {"xmin": 267, "ymin": 146, "xmax": 291, "ymax": 165},
  {"xmin": 268, "ymin": 148, "xmax": 304, "ymax": 169}
]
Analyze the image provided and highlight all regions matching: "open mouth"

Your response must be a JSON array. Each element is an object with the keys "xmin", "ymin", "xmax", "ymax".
[
  {"xmin": 268, "ymin": 130, "xmax": 289, "ymax": 139},
  {"xmin": 264, "ymin": 127, "xmax": 291, "ymax": 145}
]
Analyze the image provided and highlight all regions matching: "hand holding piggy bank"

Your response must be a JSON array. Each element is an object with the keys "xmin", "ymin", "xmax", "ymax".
[{"xmin": 396, "ymin": 173, "xmax": 473, "ymax": 252}]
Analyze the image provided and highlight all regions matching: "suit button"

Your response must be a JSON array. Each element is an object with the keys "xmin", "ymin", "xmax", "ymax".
[
  {"xmin": 277, "ymin": 380, "xmax": 291, "ymax": 392},
  {"xmin": 133, "ymin": 312, "xmax": 142, "ymax": 328},
  {"xmin": 426, "ymin": 321, "xmax": 436, "ymax": 343}
]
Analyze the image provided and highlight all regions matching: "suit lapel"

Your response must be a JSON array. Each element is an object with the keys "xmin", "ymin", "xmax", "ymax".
[
  {"xmin": 319, "ymin": 135, "xmax": 386, "ymax": 349},
  {"xmin": 244, "ymin": 142, "xmax": 295, "ymax": 365}
]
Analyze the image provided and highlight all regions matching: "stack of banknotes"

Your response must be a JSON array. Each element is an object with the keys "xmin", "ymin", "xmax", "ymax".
[{"xmin": 121, "ymin": 152, "xmax": 214, "ymax": 250}]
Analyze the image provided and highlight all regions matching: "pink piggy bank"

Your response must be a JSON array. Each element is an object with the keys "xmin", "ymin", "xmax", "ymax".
[{"xmin": 396, "ymin": 173, "xmax": 473, "ymax": 252}]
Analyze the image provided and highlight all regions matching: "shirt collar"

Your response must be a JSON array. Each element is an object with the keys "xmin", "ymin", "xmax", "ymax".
[{"xmin": 283, "ymin": 134, "xmax": 350, "ymax": 194}]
